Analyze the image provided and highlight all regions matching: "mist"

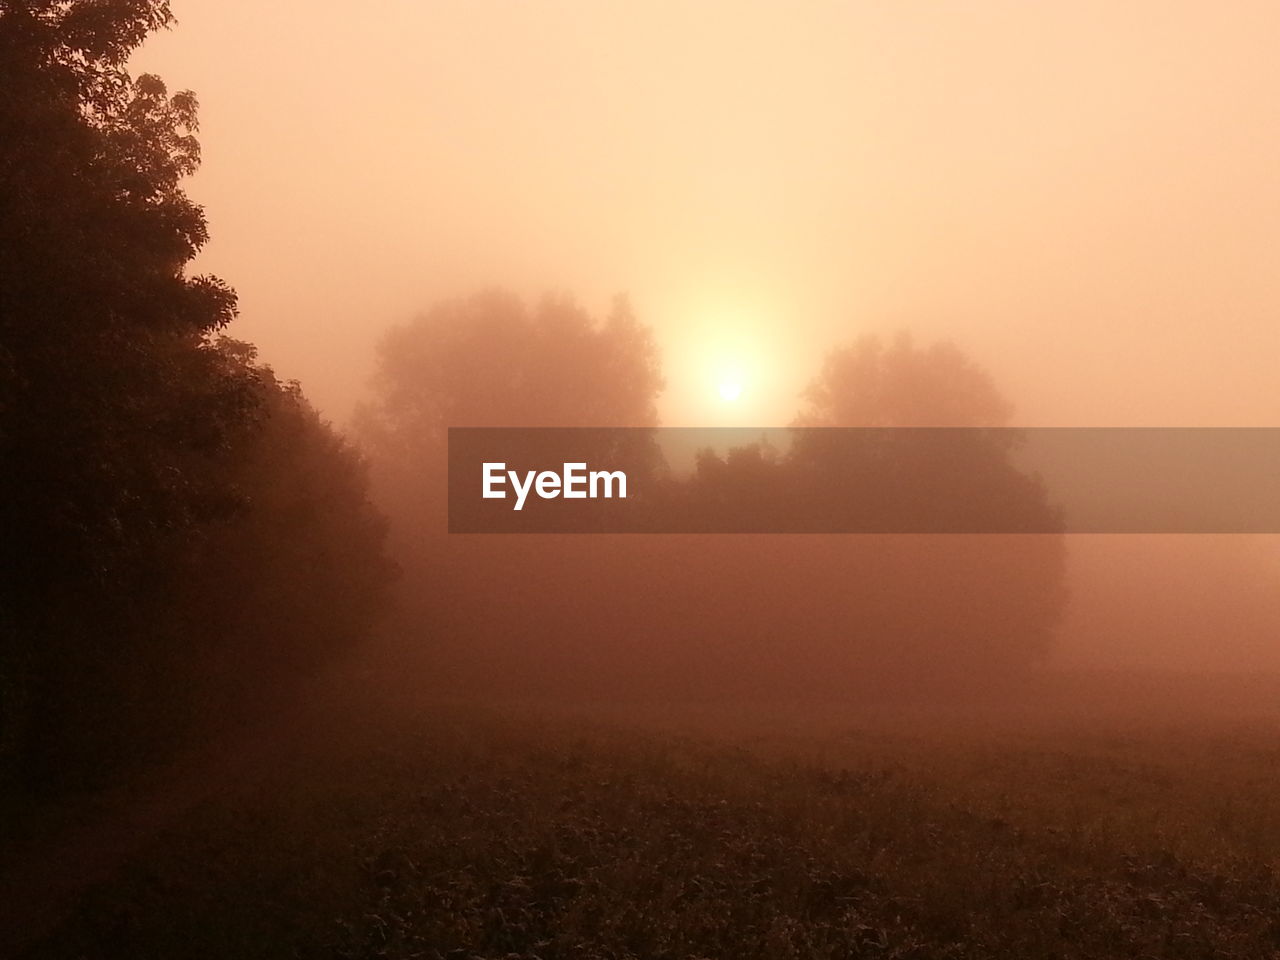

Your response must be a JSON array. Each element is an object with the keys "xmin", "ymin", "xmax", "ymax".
[
  {"xmin": 133, "ymin": 1, "xmax": 1280, "ymax": 431},
  {"xmin": 6, "ymin": 2, "xmax": 1280, "ymax": 956},
  {"xmin": 121, "ymin": 0, "xmax": 1280, "ymax": 676}
]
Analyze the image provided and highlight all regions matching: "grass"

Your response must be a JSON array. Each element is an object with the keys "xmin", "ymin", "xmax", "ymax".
[{"xmin": 16, "ymin": 681, "xmax": 1280, "ymax": 959}]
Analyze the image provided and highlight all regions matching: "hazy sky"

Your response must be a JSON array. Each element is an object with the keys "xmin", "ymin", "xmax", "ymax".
[{"xmin": 134, "ymin": 0, "xmax": 1280, "ymax": 430}]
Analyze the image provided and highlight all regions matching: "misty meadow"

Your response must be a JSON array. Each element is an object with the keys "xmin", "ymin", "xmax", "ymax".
[{"xmin": 4, "ymin": 2, "xmax": 1280, "ymax": 959}]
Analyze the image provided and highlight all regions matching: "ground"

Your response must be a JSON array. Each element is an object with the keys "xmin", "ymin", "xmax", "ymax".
[{"xmin": 7, "ymin": 673, "xmax": 1280, "ymax": 959}]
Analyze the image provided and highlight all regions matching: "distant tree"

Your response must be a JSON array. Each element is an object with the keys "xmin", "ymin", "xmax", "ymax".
[
  {"xmin": 358, "ymin": 289, "xmax": 664, "ymax": 529},
  {"xmin": 679, "ymin": 334, "xmax": 1067, "ymax": 687},
  {"xmin": 357, "ymin": 290, "xmax": 665, "ymax": 691},
  {"xmin": 796, "ymin": 332, "xmax": 1013, "ymax": 427},
  {"xmin": 361, "ymin": 289, "xmax": 662, "ymax": 443}
]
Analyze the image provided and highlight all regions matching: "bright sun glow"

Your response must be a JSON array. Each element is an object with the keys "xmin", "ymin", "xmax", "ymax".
[{"xmin": 718, "ymin": 380, "xmax": 743, "ymax": 402}]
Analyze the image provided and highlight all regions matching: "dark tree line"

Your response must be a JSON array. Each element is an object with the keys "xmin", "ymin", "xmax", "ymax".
[{"xmin": 0, "ymin": 1, "xmax": 392, "ymax": 789}]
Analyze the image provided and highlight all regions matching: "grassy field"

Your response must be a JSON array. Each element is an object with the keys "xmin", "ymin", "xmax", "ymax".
[{"xmin": 12, "ymin": 677, "xmax": 1280, "ymax": 959}]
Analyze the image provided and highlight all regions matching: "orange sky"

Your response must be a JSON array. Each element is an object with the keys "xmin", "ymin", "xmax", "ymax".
[{"xmin": 134, "ymin": 0, "xmax": 1280, "ymax": 429}]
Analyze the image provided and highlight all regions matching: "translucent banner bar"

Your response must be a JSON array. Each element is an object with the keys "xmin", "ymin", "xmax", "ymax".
[{"xmin": 447, "ymin": 427, "xmax": 1280, "ymax": 533}]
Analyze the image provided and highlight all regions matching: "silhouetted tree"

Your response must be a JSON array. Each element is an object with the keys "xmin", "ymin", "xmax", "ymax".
[
  {"xmin": 358, "ymin": 290, "xmax": 665, "ymax": 689},
  {"xmin": 358, "ymin": 289, "xmax": 664, "ymax": 530},
  {"xmin": 0, "ymin": 2, "xmax": 392, "ymax": 787},
  {"xmin": 681, "ymin": 333, "xmax": 1067, "ymax": 686},
  {"xmin": 177, "ymin": 341, "xmax": 395, "ymax": 708},
  {"xmin": 0, "ymin": 0, "xmax": 255, "ymax": 783},
  {"xmin": 797, "ymin": 332, "xmax": 1013, "ymax": 428},
  {"xmin": 0, "ymin": 1, "xmax": 246, "ymax": 575},
  {"xmin": 361, "ymin": 289, "xmax": 661, "ymax": 447}
]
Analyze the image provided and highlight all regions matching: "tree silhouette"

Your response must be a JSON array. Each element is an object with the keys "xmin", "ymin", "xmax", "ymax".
[
  {"xmin": 678, "ymin": 334, "xmax": 1066, "ymax": 687},
  {"xmin": 0, "ymin": 2, "xmax": 392, "ymax": 788},
  {"xmin": 1, "ymin": 2, "xmax": 245, "ymax": 598},
  {"xmin": 358, "ymin": 289, "xmax": 664, "ymax": 530},
  {"xmin": 361, "ymin": 289, "xmax": 661, "ymax": 443},
  {"xmin": 797, "ymin": 332, "xmax": 1013, "ymax": 428},
  {"xmin": 358, "ymin": 290, "xmax": 668, "ymax": 692}
]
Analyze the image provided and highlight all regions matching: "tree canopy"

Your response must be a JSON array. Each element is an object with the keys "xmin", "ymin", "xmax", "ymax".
[
  {"xmin": 362, "ymin": 289, "xmax": 662, "ymax": 446},
  {"xmin": 1, "ymin": 0, "xmax": 393, "ymax": 789},
  {"xmin": 797, "ymin": 332, "xmax": 1013, "ymax": 428}
]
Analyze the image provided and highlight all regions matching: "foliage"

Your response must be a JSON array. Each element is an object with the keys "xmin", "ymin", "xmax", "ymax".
[
  {"xmin": 180, "ymin": 341, "xmax": 396, "ymax": 695},
  {"xmin": 797, "ymin": 332, "xmax": 1014, "ymax": 429},
  {"xmin": 361, "ymin": 289, "xmax": 663, "ymax": 446},
  {"xmin": 356, "ymin": 291, "xmax": 668, "ymax": 692},
  {"xmin": 672, "ymin": 334, "xmax": 1067, "ymax": 680},
  {"xmin": 0, "ymin": 2, "xmax": 392, "ymax": 788}
]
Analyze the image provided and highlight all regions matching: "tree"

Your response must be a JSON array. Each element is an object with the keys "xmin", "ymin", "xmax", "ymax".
[
  {"xmin": 358, "ymin": 290, "xmax": 665, "ymax": 691},
  {"xmin": 0, "ymin": 0, "xmax": 249, "ymax": 600},
  {"xmin": 177, "ymin": 341, "xmax": 395, "ymax": 708},
  {"xmin": 0, "ymin": 2, "xmax": 392, "ymax": 787},
  {"xmin": 797, "ymin": 332, "xmax": 1013, "ymax": 428},
  {"xmin": 361, "ymin": 289, "xmax": 661, "ymax": 443},
  {"xmin": 358, "ymin": 289, "xmax": 664, "ymax": 531},
  {"xmin": 656, "ymin": 333, "xmax": 1066, "ymax": 693},
  {"xmin": 780, "ymin": 332, "xmax": 1064, "ymax": 681},
  {"xmin": 0, "ymin": 0, "xmax": 260, "ymax": 784}
]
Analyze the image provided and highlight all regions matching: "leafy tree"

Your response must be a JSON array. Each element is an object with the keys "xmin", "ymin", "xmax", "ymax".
[
  {"xmin": 361, "ymin": 289, "xmax": 662, "ymax": 444},
  {"xmin": 358, "ymin": 289, "xmax": 664, "ymax": 531},
  {"xmin": 682, "ymin": 334, "xmax": 1067, "ymax": 685},
  {"xmin": 0, "ymin": 0, "xmax": 260, "ymax": 784},
  {"xmin": 178, "ymin": 341, "xmax": 395, "ymax": 708},
  {"xmin": 0, "ymin": 2, "xmax": 392, "ymax": 787},
  {"xmin": 797, "ymin": 332, "xmax": 1012, "ymax": 428},
  {"xmin": 358, "ymin": 290, "xmax": 665, "ymax": 689},
  {"xmin": 0, "ymin": 1, "xmax": 244, "ymax": 594}
]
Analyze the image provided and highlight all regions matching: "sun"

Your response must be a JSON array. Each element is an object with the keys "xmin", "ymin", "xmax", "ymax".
[{"xmin": 717, "ymin": 380, "xmax": 743, "ymax": 402}]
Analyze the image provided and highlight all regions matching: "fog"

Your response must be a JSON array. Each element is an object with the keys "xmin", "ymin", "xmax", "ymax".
[
  {"xmin": 134, "ymin": 0, "xmax": 1280, "ymax": 431},
  {"xmin": 10, "ymin": 5, "xmax": 1280, "ymax": 949},
  {"xmin": 124, "ymin": 1, "xmax": 1280, "ymax": 677}
]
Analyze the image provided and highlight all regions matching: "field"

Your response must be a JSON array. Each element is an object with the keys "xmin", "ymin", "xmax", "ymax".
[{"xmin": 9, "ymin": 674, "xmax": 1280, "ymax": 959}]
